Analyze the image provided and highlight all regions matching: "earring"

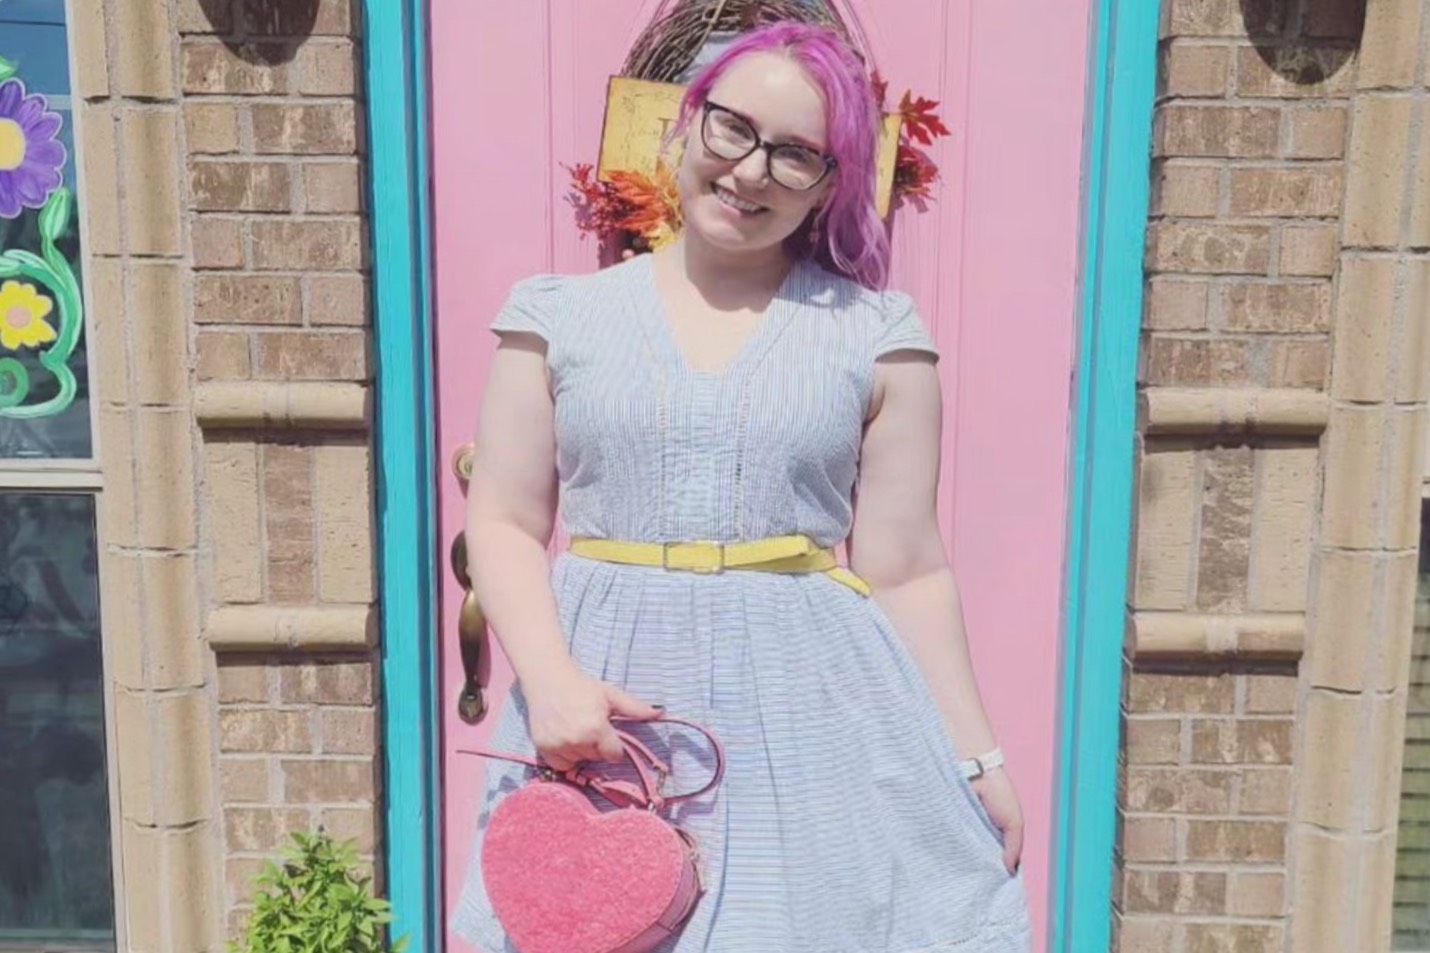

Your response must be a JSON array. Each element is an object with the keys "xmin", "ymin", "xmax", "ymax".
[{"xmin": 809, "ymin": 214, "xmax": 824, "ymax": 248}]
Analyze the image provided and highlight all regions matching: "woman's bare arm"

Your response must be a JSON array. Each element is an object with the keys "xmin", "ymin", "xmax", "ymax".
[
  {"xmin": 464, "ymin": 333, "xmax": 576, "ymax": 693},
  {"xmin": 849, "ymin": 351, "xmax": 1023, "ymax": 870},
  {"xmin": 848, "ymin": 352, "xmax": 998, "ymax": 757},
  {"xmin": 464, "ymin": 332, "xmax": 658, "ymax": 768}
]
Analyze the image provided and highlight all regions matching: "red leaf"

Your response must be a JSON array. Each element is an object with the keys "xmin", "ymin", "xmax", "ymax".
[
  {"xmin": 565, "ymin": 163, "xmax": 636, "ymax": 237},
  {"xmin": 897, "ymin": 91, "xmax": 952, "ymax": 146},
  {"xmin": 893, "ymin": 143, "xmax": 939, "ymax": 202},
  {"xmin": 870, "ymin": 70, "xmax": 889, "ymax": 110}
]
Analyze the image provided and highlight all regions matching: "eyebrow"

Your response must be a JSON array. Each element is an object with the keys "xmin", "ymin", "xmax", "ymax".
[{"xmin": 707, "ymin": 99, "xmax": 826, "ymax": 152}]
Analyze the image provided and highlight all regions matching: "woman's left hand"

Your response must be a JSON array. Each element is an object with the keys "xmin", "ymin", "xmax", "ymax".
[{"xmin": 970, "ymin": 768, "xmax": 1024, "ymax": 874}]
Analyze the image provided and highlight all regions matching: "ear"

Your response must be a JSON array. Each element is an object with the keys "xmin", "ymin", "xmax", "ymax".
[{"xmin": 812, "ymin": 177, "xmax": 835, "ymax": 210}]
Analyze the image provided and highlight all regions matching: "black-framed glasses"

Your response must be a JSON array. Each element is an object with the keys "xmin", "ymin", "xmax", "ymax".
[{"xmin": 700, "ymin": 101, "xmax": 837, "ymax": 191}]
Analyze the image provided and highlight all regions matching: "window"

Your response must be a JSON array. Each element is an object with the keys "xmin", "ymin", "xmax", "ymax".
[
  {"xmin": 0, "ymin": 1, "xmax": 114, "ymax": 949},
  {"xmin": 1392, "ymin": 447, "xmax": 1430, "ymax": 948},
  {"xmin": 0, "ymin": 495, "xmax": 111, "ymax": 945},
  {"xmin": 0, "ymin": 1, "xmax": 92, "ymax": 458}
]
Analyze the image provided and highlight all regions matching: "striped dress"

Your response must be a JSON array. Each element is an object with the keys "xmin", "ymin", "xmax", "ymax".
[{"xmin": 453, "ymin": 254, "xmax": 1032, "ymax": 952}]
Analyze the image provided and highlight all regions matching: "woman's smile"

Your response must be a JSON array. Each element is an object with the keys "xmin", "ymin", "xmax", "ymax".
[{"xmin": 712, "ymin": 182, "xmax": 767, "ymax": 215}]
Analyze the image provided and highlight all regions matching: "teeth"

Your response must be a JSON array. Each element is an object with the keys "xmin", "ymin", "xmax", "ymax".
[{"xmin": 716, "ymin": 185, "xmax": 762, "ymax": 213}]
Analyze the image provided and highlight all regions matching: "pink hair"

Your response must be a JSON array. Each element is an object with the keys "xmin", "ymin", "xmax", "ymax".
[{"xmin": 674, "ymin": 22, "xmax": 891, "ymax": 289}]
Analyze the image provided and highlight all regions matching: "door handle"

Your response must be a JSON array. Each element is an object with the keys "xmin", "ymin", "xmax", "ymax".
[
  {"xmin": 451, "ymin": 531, "xmax": 488, "ymax": 724},
  {"xmin": 452, "ymin": 443, "xmax": 475, "ymax": 482},
  {"xmin": 450, "ymin": 442, "xmax": 488, "ymax": 724}
]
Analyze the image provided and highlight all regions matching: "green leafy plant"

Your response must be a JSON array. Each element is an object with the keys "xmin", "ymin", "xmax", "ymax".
[{"xmin": 229, "ymin": 830, "xmax": 409, "ymax": 953}]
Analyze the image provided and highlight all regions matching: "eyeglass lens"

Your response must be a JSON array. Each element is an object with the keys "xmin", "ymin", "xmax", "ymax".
[{"xmin": 702, "ymin": 106, "xmax": 830, "ymax": 190}]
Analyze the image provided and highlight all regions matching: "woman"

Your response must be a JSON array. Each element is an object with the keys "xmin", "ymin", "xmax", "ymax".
[{"xmin": 455, "ymin": 21, "xmax": 1032, "ymax": 953}]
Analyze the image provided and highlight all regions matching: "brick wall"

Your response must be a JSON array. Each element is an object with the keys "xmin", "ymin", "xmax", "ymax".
[
  {"xmin": 1117, "ymin": 1, "xmax": 1360, "ymax": 950},
  {"xmin": 173, "ymin": 0, "xmax": 380, "ymax": 939},
  {"xmin": 73, "ymin": 0, "xmax": 378, "ymax": 947},
  {"xmin": 217, "ymin": 657, "xmax": 377, "ymax": 931}
]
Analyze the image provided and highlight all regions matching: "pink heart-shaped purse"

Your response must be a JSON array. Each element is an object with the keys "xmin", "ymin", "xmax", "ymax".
[{"xmin": 462, "ymin": 716, "xmax": 725, "ymax": 953}]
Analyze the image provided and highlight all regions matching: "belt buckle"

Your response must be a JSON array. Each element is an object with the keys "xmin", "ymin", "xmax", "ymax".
[{"xmin": 662, "ymin": 541, "xmax": 725, "ymax": 574}]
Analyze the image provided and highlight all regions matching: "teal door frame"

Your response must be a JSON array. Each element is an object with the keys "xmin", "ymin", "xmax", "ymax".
[
  {"xmin": 1049, "ymin": 1, "xmax": 1159, "ymax": 950},
  {"xmin": 362, "ymin": 2, "xmax": 1158, "ymax": 950},
  {"xmin": 364, "ymin": 0, "xmax": 440, "ymax": 949}
]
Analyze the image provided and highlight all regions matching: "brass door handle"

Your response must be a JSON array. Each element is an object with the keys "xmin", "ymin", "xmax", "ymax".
[
  {"xmin": 451, "ymin": 443, "xmax": 487, "ymax": 723},
  {"xmin": 453, "ymin": 443, "xmax": 475, "ymax": 482},
  {"xmin": 450, "ymin": 521, "xmax": 488, "ymax": 723}
]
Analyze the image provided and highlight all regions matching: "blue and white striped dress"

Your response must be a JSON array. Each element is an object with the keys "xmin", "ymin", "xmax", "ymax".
[{"xmin": 453, "ymin": 254, "xmax": 1032, "ymax": 952}]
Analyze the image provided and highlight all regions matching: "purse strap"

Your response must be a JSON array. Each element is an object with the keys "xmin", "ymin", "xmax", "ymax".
[{"xmin": 458, "ymin": 714, "xmax": 725, "ymax": 811}]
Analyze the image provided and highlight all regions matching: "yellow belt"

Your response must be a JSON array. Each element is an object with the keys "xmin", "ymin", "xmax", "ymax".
[{"xmin": 569, "ymin": 534, "xmax": 871, "ymax": 597}]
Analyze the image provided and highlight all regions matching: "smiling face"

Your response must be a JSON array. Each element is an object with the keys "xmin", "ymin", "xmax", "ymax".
[{"xmin": 676, "ymin": 51, "xmax": 833, "ymax": 260}]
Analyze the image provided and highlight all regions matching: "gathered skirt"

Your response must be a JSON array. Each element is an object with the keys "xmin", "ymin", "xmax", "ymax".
[{"xmin": 452, "ymin": 553, "xmax": 1033, "ymax": 953}]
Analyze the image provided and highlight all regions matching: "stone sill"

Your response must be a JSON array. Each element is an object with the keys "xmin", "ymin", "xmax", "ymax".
[
  {"xmin": 1128, "ymin": 611, "xmax": 1305, "ymax": 661},
  {"xmin": 196, "ymin": 382, "xmax": 370, "ymax": 430},
  {"xmin": 205, "ymin": 605, "xmax": 377, "ymax": 651},
  {"xmin": 1142, "ymin": 387, "xmax": 1330, "ymax": 437}
]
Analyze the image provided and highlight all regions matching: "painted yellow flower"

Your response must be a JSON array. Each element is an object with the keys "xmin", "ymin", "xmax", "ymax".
[{"xmin": 0, "ymin": 279, "xmax": 57, "ymax": 351}]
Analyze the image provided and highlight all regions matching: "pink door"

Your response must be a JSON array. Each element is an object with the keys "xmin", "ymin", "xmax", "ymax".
[{"xmin": 430, "ymin": 4, "xmax": 1091, "ymax": 949}]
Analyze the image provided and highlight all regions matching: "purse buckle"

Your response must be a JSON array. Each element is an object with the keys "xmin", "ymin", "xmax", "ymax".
[
  {"xmin": 662, "ymin": 541, "xmax": 725, "ymax": 574},
  {"xmin": 648, "ymin": 765, "xmax": 671, "ymax": 812}
]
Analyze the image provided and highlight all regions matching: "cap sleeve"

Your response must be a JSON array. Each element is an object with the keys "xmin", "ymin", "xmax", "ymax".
[
  {"xmin": 490, "ymin": 274, "xmax": 565, "ymax": 343},
  {"xmin": 873, "ymin": 291, "xmax": 940, "ymax": 362}
]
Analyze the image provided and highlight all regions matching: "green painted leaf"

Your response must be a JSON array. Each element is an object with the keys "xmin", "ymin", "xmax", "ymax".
[
  {"xmin": 39, "ymin": 188, "xmax": 72, "ymax": 245},
  {"xmin": 0, "ymin": 57, "xmax": 15, "ymax": 83},
  {"xmin": 5, "ymin": 249, "xmax": 48, "ymax": 275},
  {"xmin": 0, "ymin": 358, "xmax": 30, "ymax": 409},
  {"xmin": 0, "ymin": 258, "xmax": 20, "ymax": 279}
]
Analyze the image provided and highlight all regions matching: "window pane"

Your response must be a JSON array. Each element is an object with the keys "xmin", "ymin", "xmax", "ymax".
[
  {"xmin": 0, "ymin": 1, "xmax": 94, "ymax": 459},
  {"xmin": 0, "ymin": 493, "xmax": 113, "ymax": 946},
  {"xmin": 1395, "ymin": 501, "xmax": 1430, "ymax": 949}
]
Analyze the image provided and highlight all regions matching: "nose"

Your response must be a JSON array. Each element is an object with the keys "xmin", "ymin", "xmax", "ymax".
[{"xmin": 731, "ymin": 149, "xmax": 769, "ymax": 188}]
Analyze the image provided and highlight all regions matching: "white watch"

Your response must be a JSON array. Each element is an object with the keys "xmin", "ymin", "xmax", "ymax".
[{"xmin": 960, "ymin": 747, "xmax": 1005, "ymax": 781}]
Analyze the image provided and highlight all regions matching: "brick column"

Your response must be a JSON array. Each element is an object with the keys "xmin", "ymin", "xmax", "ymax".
[
  {"xmin": 71, "ymin": 0, "xmax": 377, "ymax": 947},
  {"xmin": 72, "ymin": 0, "xmax": 221, "ymax": 947},
  {"xmin": 1116, "ymin": 1, "xmax": 1359, "ymax": 950},
  {"xmin": 1288, "ymin": 0, "xmax": 1430, "ymax": 948},
  {"xmin": 172, "ymin": 0, "xmax": 381, "ymax": 940}
]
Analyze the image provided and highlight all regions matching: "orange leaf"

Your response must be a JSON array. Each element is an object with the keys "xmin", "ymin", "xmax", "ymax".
[{"xmin": 608, "ymin": 164, "xmax": 681, "ymax": 240}]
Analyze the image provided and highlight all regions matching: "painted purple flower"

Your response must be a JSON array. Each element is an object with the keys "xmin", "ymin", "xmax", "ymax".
[{"xmin": 0, "ymin": 79, "xmax": 66, "ymax": 220}]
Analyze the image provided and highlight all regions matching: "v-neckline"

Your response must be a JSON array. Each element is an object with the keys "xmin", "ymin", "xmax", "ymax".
[{"xmin": 636, "ymin": 253, "xmax": 803, "ymax": 381}]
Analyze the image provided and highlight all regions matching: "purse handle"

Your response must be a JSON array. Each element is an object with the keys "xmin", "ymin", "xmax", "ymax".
[{"xmin": 458, "ymin": 714, "xmax": 725, "ymax": 812}]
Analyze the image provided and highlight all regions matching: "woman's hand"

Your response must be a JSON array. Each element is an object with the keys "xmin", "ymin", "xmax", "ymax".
[
  {"xmin": 971, "ymin": 768, "xmax": 1024, "ymax": 874},
  {"xmin": 522, "ymin": 666, "xmax": 662, "ymax": 772}
]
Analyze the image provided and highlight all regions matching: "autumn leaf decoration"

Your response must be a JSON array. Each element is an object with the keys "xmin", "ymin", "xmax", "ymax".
[
  {"xmin": 886, "ymin": 80, "xmax": 953, "ymax": 210},
  {"xmin": 609, "ymin": 164, "xmax": 683, "ymax": 248},
  {"xmin": 567, "ymin": 160, "xmax": 683, "ymax": 252}
]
